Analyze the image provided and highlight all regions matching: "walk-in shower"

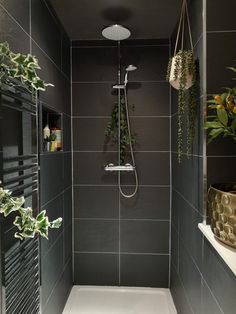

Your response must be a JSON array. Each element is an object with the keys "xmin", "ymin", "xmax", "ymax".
[{"xmin": 102, "ymin": 24, "xmax": 138, "ymax": 198}]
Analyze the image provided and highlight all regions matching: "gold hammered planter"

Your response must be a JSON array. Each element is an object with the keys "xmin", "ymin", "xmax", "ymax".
[{"xmin": 208, "ymin": 183, "xmax": 236, "ymax": 249}]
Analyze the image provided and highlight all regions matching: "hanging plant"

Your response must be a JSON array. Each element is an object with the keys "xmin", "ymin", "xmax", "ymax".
[
  {"xmin": 105, "ymin": 96, "xmax": 136, "ymax": 164},
  {"xmin": 204, "ymin": 66, "xmax": 236, "ymax": 143},
  {"xmin": 0, "ymin": 188, "xmax": 62, "ymax": 240},
  {"xmin": 166, "ymin": 0, "xmax": 197, "ymax": 162},
  {"xmin": 0, "ymin": 41, "xmax": 53, "ymax": 92}
]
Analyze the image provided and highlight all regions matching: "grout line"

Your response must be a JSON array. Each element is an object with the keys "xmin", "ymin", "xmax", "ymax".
[
  {"xmin": 70, "ymin": 40, "xmax": 75, "ymax": 284},
  {"xmin": 207, "ymin": 155, "xmax": 236, "ymax": 158},
  {"xmin": 172, "ymin": 151, "xmax": 203, "ymax": 158},
  {"xmin": 73, "ymin": 184, "xmax": 171, "ymax": 187},
  {"xmin": 74, "ymin": 218, "xmax": 170, "ymax": 222},
  {"xmin": 207, "ymin": 30, "xmax": 236, "ymax": 34},
  {"xmin": 72, "ymin": 115, "xmax": 171, "ymax": 118},
  {"xmin": 168, "ymin": 37, "xmax": 172, "ymax": 289},
  {"xmin": 74, "ymin": 251, "xmax": 170, "ymax": 256},
  {"xmin": 73, "ymin": 150, "xmax": 171, "ymax": 153},
  {"xmin": 41, "ymin": 186, "xmax": 72, "ymax": 208},
  {"xmin": 29, "ymin": 0, "xmax": 32, "ymax": 54},
  {"xmin": 71, "ymin": 44, "xmax": 170, "ymax": 49},
  {"xmin": 72, "ymin": 80, "xmax": 167, "ymax": 84},
  {"xmin": 172, "ymin": 187, "xmax": 203, "ymax": 216}
]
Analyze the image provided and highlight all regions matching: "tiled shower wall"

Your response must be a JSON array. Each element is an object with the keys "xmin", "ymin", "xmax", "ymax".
[
  {"xmin": 72, "ymin": 39, "xmax": 171, "ymax": 287},
  {"xmin": 171, "ymin": 0, "xmax": 236, "ymax": 313},
  {"xmin": 0, "ymin": 1, "xmax": 72, "ymax": 313}
]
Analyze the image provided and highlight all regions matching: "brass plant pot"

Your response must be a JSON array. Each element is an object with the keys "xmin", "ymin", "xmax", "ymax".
[{"xmin": 208, "ymin": 183, "xmax": 236, "ymax": 249}]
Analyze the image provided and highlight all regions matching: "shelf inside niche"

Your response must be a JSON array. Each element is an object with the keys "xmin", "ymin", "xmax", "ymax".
[
  {"xmin": 198, "ymin": 223, "xmax": 236, "ymax": 276},
  {"xmin": 40, "ymin": 104, "xmax": 63, "ymax": 153}
]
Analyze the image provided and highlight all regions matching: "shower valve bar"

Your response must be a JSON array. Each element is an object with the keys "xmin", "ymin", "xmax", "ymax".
[{"xmin": 104, "ymin": 163, "xmax": 135, "ymax": 172}]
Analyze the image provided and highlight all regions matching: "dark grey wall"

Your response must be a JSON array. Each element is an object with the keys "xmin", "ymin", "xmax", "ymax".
[
  {"xmin": 72, "ymin": 39, "xmax": 171, "ymax": 287},
  {"xmin": 170, "ymin": 0, "xmax": 236, "ymax": 313},
  {"xmin": 0, "ymin": 1, "xmax": 72, "ymax": 313}
]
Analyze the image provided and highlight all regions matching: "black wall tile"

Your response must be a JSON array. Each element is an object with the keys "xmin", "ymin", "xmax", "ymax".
[
  {"xmin": 207, "ymin": 0, "xmax": 236, "ymax": 32},
  {"xmin": 0, "ymin": 0, "xmax": 30, "ymax": 34},
  {"xmin": 73, "ymin": 117, "xmax": 115, "ymax": 151},
  {"xmin": 73, "ymin": 152, "xmax": 118, "ymax": 185},
  {"xmin": 63, "ymin": 152, "xmax": 72, "ymax": 189},
  {"xmin": 121, "ymin": 186, "xmax": 170, "ymax": 220},
  {"xmin": 207, "ymin": 156, "xmax": 236, "ymax": 186},
  {"xmin": 40, "ymin": 153, "xmax": 63, "ymax": 205},
  {"xmin": 72, "ymin": 47, "xmax": 117, "ymax": 82},
  {"xmin": 121, "ymin": 45, "xmax": 169, "ymax": 81},
  {"xmin": 74, "ymin": 253, "xmax": 119, "ymax": 285},
  {"xmin": 74, "ymin": 186, "xmax": 119, "ymax": 219},
  {"xmin": 31, "ymin": 0, "xmax": 61, "ymax": 67},
  {"xmin": 120, "ymin": 220, "xmax": 169, "ymax": 254},
  {"xmin": 0, "ymin": 5, "xmax": 30, "ymax": 54},
  {"xmin": 131, "ymin": 117, "xmax": 170, "ymax": 151},
  {"xmin": 74, "ymin": 219, "xmax": 119, "ymax": 252},
  {"xmin": 63, "ymin": 187, "xmax": 72, "ymax": 228},
  {"xmin": 203, "ymin": 239, "xmax": 236, "ymax": 314},
  {"xmin": 120, "ymin": 254, "xmax": 169, "ymax": 288},
  {"xmin": 207, "ymin": 32, "xmax": 236, "ymax": 94},
  {"xmin": 64, "ymin": 224, "xmax": 72, "ymax": 264},
  {"xmin": 61, "ymin": 31, "xmax": 71, "ymax": 79},
  {"xmin": 72, "ymin": 82, "xmax": 116, "ymax": 116},
  {"xmin": 63, "ymin": 114, "xmax": 71, "ymax": 152},
  {"xmin": 127, "ymin": 82, "xmax": 170, "ymax": 116},
  {"xmin": 202, "ymin": 281, "xmax": 223, "ymax": 314}
]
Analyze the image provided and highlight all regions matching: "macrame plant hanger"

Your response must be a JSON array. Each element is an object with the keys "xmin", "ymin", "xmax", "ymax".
[{"xmin": 169, "ymin": 0, "xmax": 194, "ymax": 90}]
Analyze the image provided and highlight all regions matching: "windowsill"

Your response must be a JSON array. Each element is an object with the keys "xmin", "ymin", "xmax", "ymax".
[{"xmin": 198, "ymin": 223, "xmax": 236, "ymax": 276}]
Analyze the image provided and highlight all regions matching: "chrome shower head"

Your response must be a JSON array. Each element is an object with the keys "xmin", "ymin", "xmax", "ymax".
[
  {"xmin": 126, "ymin": 64, "xmax": 137, "ymax": 72},
  {"xmin": 102, "ymin": 24, "xmax": 131, "ymax": 41}
]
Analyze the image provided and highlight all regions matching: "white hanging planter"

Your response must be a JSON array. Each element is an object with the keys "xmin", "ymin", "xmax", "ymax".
[{"xmin": 169, "ymin": 54, "xmax": 194, "ymax": 90}]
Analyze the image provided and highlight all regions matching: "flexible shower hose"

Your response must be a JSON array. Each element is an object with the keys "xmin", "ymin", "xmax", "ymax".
[{"xmin": 118, "ymin": 87, "xmax": 139, "ymax": 198}]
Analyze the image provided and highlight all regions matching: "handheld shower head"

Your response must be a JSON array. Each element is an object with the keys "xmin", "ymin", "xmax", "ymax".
[{"xmin": 124, "ymin": 64, "xmax": 137, "ymax": 85}]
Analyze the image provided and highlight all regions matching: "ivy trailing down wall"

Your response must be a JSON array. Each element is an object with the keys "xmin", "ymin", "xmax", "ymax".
[{"xmin": 0, "ymin": 41, "xmax": 61, "ymax": 240}]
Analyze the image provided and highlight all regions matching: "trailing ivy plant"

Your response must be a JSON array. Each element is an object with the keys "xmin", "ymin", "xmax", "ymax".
[
  {"xmin": 204, "ymin": 67, "xmax": 236, "ymax": 143},
  {"xmin": 0, "ymin": 188, "xmax": 62, "ymax": 240},
  {"xmin": 105, "ymin": 96, "xmax": 136, "ymax": 164},
  {"xmin": 0, "ymin": 41, "xmax": 53, "ymax": 92},
  {"xmin": 166, "ymin": 50, "xmax": 197, "ymax": 162}
]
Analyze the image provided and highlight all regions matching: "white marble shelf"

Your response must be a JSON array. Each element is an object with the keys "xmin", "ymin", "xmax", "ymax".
[{"xmin": 198, "ymin": 223, "xmax": 236, "ymax": 276}]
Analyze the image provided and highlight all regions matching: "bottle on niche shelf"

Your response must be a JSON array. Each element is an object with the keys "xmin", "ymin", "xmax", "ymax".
[
  {"xmin": 43, "ymin": 124, "xmax": 50, "ymax": 139},
  {"xmin": 51, "ymin": 128, "xmax": 62, "ymax": 151}
]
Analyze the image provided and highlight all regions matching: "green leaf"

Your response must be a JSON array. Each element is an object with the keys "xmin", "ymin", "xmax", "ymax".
[
  {"xmin": 36, "ymin": 210, "xmax": 46, "ymax": 221},
  {"xmin": 217, "ymin": 108, "xmax": 228, "ymax": 126},
  {"xmin": 50, "ymin": 217, "xmax": 62, "ymax": 228},
  {"xmin": 227, "ymin": 67, "xmax": 236, "ymax": 73},
  {"xmin": 204, "ymin": 121, "xmax": 223, "ymax": 129},
  {"xmin": 231, "ymin": 119, "xmax": 236, "ymax": 132},
  {"xmin": 208, "ymin": 128, "xmax": 224, "ymax": 143},
  {"xmin": 207, "ymin": 99, "xmax": 217, "ymax": 104}
]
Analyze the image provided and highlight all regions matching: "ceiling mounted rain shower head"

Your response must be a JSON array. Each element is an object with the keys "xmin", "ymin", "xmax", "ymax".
[
  {"xmin": 102, "ymin": 24, "xmax": 131, "ymax": 41},
  {"xmin": 126, "ymin": 65, "xmax": 137, "ymax": 71}
]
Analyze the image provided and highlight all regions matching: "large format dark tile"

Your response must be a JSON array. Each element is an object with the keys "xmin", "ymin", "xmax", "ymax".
[
  {"xmin": 121, "ymin": 186, "xmax": 170, "ymax": 220},
  {"xmin": 120, "ymin": 254, "xmax": 169, "ymax": 287},
  {"xmin": 73, "ymin": 117, "xmax": 115, "ymax": 151},
  {"xmin": 64, "ymin": 224, "xmax": 72, "ymax": 265},
  {"xmin": 74, "ymin": 219, "xmax": 119, "ymax": 252},
  {"xmin": 207, "ymin": 0, "xmax": 236, "ymax": 32},
  {"xmin": 172, "ymin": 154, "xmax": 203, "ymax": 213},
  {"xmin": 203, "ymin": 239, "xmax": 236, "ymax": 314},
  {"xmin": 63, "ymin": 187, "xmax": 72, "ymax": 228},
  {"xmin": 171, "ymin": 225, "xmax": 179, "ymax": 271},
  {"xmin": 127, "ymin": 82, "xmax": 170, "ymax": 116},
  {"xmin": 63, "ymin": 114, "xmax": 71, "ymax": 152},
  {"xmin": 61, "ymin": 31, "xmax": 71, "ymax": 79},
  {"xmin": 0, "ymin": 0, "xmax": 30, "ymax": 33},
  {"xmin": 72, "ymin": 47, "xmax": 117, "ymax": 82},
  {"xmin": 74, "ymin": 186, "xmax": 119, "ymax": 219},
  {"xmin": 179, "ymin": 243, "xmax": 202, "ymax": 314},
  {"xmin": 202, "ymin": 281, "xmax": 223, "ymax": 314},
  {"xmin": 207, "ymin": 156, "xmax": 236, "ymax": 186},
  {"xmin": 42, "ymin": 260, "xmax": 72, "ymax": 314},
  {"xmin": 41, "ymin": 235, "xmax": 64, "ymax": 307},
  {"xmin": 0, "ymin": 5, "xmax": 30, "ymax": 54},
  {"xmin": 121, "ymin": 45, "xmax": 169, "ymax": 81},
  {"xmin": 32, "ymin": 43, "xmax": 71, "ymax": 115},
  {"xmin": 170, "ymin": 263, "xmax": 194, "ymax": 314},
  {"xmin": 189, "ymin": 0, "xmax": 203, "ymax": 45},
  {"xmin": 73, "ymin": 152, "xmax": 118, "ymax": 185},
  {"xmin": 131, "ymin": 117, "xmax": 170, "ymax": 151},
  {"xmin": 41, "ymin": 193, "xmax": 63, "ymax": 258},
  {"xmin": 72, "ymin": 82, "xmax": 116, "ymax": 116},
  {"xmin": 207, "ymin": 32, "xmax": 236, "ymax": 94},
  {"xmin": 40, "ymin": 153, "xmax": 63, "ymax": 205},
  {"xmin": 74, "ymin": 253, "xmax": 119, "ymax": 285},
  {"xmin": 63, "ymin": 152, "xmax": 72, "ymax": 189},
  {"xmin": 121, "ymin": 152, "xmax": 170, "ymax": 185},
  {"xmin": 120, "ymin": 220, "xmax": 169, "ymax": 254},
  {"xmin": 31, "ymin": 0, "xmax": 61, "ymax": 67}
]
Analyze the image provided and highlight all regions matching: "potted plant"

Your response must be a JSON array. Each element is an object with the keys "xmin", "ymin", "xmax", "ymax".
[
  {"xmin": 205, "ymin": 66, "xmax": 236, "ymax": 248},
  {"xmin": 166, "ymin": 0, "xmax": 197, "ymax": 162}
]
